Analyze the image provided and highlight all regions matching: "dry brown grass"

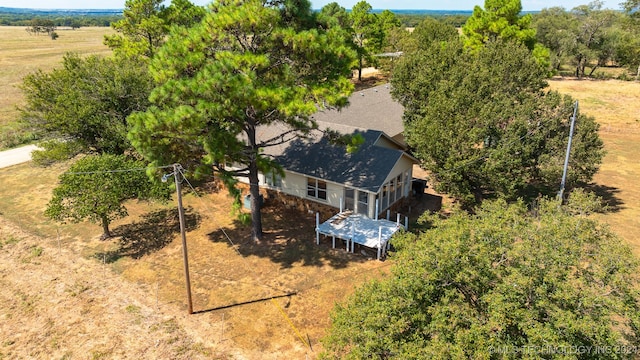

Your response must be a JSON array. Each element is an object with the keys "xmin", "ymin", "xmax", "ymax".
[
  {"xmin": 0, "ymin": 26, "xmax": 113, "ymax": 147},
  {"xmin": 0, "ymin": 161, "xmax": 393, "ymax": 359},
  {"xmin": 0, "ymin": 216, "xmax": 214, "ymax": 360},
  {"xmin": 549, "ymin": 77, "xmax": 640, "ymax": 130},
  {"xmin": 549, "ymin": 78, "xmax": 640, "ymax": 255}
]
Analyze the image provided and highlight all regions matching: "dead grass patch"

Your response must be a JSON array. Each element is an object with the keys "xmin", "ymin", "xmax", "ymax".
[{"xmin": 549, "ymin": 78, "xmax": 640, "ymax": 131}]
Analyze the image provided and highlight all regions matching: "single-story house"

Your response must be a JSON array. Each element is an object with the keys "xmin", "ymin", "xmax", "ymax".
[{"xmin": 238, "ymin": 83, "xmax": 417, "ymax": 219}]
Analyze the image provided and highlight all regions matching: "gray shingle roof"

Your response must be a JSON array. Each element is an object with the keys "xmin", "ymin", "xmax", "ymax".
[
  {"xmin": 253, "ymin": 84, "xmax": 411, "ymax": 192},
  {"xmin": 311, "ymin": 83, "xmax": 404, "ymax": 139},
  {"xmin": 275, "ymin": 128, "xmax": 405, "ymax": 191}
]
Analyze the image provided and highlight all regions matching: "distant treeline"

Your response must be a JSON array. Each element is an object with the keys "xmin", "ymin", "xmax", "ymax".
[
  {"xmin": 355, "ymin": 9, "xmax": 474, "ymax": 28},
  {"xmin": 396, "ymin": 14, "xmax": 470, "ymax": 27},
  {"xmin": 389, "ymin": 10, "xmax": 541, "ymax": 28},
  {"xmin": 0, "ymin": 6, "xmax": 472, "ymax": 28},
  {"xmin": 0, "ymin": 8, "xmax": 122, "ymax": 27}
]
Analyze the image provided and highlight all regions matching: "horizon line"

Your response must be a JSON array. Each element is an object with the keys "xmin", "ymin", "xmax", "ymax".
[
  {"xmin": 1, "ymin": 5, "xmax": 622, "ymax": 12},
  {"xmin": 0, "ymin": 7, "xmax": 543, "ymax": 11}
]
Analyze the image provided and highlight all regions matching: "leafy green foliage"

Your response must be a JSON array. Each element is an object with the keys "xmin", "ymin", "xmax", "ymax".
[
  {"xmin": 350, "ymin": 1, "xmax": 384, "ymax": 81},
  {"xmin": 163, "ymin": 0, "xmax": 205, "ymax": 28},
  {"xmin": 45, "ymin": 154, "xmax": 169, "ymax": 239},
  {"xmin": 398, "ymin": 17, "xmax": 459, "ymax": 54},
  {"xmin": 31, "ymin": 140, "xmax": 84, "ymax": 166},
  {"xmin": 533, "ymin": 6, "xmax": 577, "ymax": 72},
  {"xmin": 611, "ymin": 18, "xmax": 640, "ymax": 78},
  {"xmin": 569, "ymin": 3, "xmax": 617, "ymax": 78},
  {"xmin": 624, "ymin": 0, "xmax": 640, "ymax": 13},
  {"xmin": 25, "ymin": 18, "xmax": 56, "ymax": 36},
  {"xmin": 20, "ymin": 53, "xmax": 152, "ymax": 157},
  {"xmin": 0, "ymin": 10, "xmax": 121, "ymax": 27},
  {"xmin": 392, "ymin": 38, "xmax": 604, "ymax": 206},
  {"xmin": 462, "ymin": 0, "xmax": 550, "ymax": 68},
  {"xmin": 103, "ymin": 0, "xmax": 167, "ymax": 59},
  {"xmin": 103, "ymin": 0, "xmax": 203, "ymax": 59},
  {"xmin": 318, "ymin": 2, "xmax": 350, "ymax": 29},
  {"xmin": 322, "ymin": 194, "xmax": 640, "ymax": 358},
  {"xmin": 128, "ymin": 0, "xmax": 355, "ymax": 241},
  {"xmin": 463, "ymin": 0, "xmax": 536, "ymax": 50},
  {"xmin": 533, "ymin": 4, "xmax": 632, "ymax": 78}
]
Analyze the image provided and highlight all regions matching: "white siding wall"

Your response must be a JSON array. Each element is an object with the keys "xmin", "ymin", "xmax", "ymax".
[
  {"xmin": 325, "ymin": 182, "xmax": 343, "ymax": 209},
  {"xmin": 234, "ymin": 154, "xmax": 414, "ymax": 219},
  {"xmin": 277, "ymin": 171, "xmax": 342, "ymax": 208},
  {"xmin": 383, "ymin": 156, "xmax": 414, "ymax": 186},
  {"xmin": 372, "ymin": 155, "xmax": 414, "ymax": 217},
  {"xmin": 280, "ymin": 171, "xmax": 306, "ymax": 197},
  {"xmin": 374, "ymin": 135, "xmax": 403, "ymax": 150}
]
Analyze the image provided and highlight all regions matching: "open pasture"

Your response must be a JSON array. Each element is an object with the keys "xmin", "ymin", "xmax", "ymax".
[
  {"xmin": 0, "ymin": 26, "xmax": 113, "ymax": 147},
  {"xmin": 549, "ymin": 78, "xmax": 640, "ymax": 254}
]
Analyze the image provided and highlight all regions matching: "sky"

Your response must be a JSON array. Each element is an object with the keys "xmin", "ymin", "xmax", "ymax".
[{"xmin": 0, "ymin": 0, "xmax": 624, "ymax": 11}]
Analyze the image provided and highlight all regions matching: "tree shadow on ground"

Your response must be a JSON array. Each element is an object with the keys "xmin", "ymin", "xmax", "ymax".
[
  {"xmin": 208, "ymin": 204, "xmax": 367, "ymax": 270},
  {"xmin": 585, "ymin": 183, "xmax": 624, "ymax": 213},
  {"xmin": 97, "ymin": 207, "xmax": 201, "ymax": 263}
]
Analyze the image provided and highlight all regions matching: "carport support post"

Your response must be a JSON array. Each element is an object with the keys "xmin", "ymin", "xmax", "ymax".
[
  {"xmin": 375, "ymin": 199, "xmax": 379, "ymax": 221},
  {"xmin": 315, "ymin": 213, "xmax": 320, "ymax": 245},
  {"xmin": 350, "ymin": 222, "xmax": 355, "ymax": 253},
  {"xmin": 173, "ymin": 164, "xmax": 193, "ymax": 315},
  {"xmin": 377, "ymin": 226, "xmax": 382, "ymax": 260}
]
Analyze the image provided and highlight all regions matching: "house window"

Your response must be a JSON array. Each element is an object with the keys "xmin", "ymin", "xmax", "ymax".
[
  {"xmin": 307, "ymin": 178, "xmax": 327, "ymax": 200},
  {"xmin": 357, "ymin": 190, "xmax": 368, "ymax": 216},
  {"xmin": 395, "ymin": 173, "xmax": 403, "ymax": 200},
  {"xmin": 265, "ymin": 171, "xmax": 282, "ymax": 188}
]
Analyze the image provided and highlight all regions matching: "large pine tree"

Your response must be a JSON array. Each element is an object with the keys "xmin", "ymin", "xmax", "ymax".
[{"xmin": 128, "ymin": 0, "xmax": 355, "ymax": 242}]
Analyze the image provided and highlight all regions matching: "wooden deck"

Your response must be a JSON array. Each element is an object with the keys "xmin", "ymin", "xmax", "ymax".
[{"xmin": 315, "ymin": 211, "xmax": 405, "ymax": 260}]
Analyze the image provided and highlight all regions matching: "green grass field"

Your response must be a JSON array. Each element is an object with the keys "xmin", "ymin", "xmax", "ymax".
[{"xmin": 0, "ymin": 26, "xmax": 113, "ymax": 148}]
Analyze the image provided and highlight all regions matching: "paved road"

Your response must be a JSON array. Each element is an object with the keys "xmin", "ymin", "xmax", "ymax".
[{"xmin": 0, "ymin": 144, "xmax": 39, "ymax": 169}]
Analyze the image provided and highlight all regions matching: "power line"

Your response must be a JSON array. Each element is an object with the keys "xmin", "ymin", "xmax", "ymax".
[{"xmin": 65, "ymin": 164, "xmax": 174, "ymax": 175}]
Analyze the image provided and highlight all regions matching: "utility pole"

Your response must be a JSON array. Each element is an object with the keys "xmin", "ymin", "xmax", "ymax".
[
  {"xmin": 558, "ymin": 101, "xmax": 578, "ymax": 203},
  {"xmin": 169, "ymin": 164, "xmax": 193, "ymax": 314}
]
